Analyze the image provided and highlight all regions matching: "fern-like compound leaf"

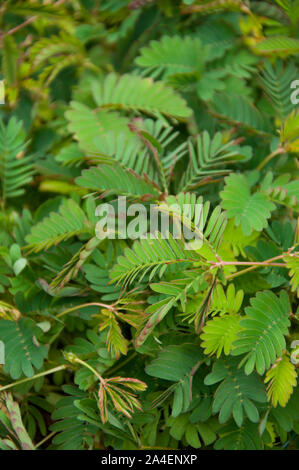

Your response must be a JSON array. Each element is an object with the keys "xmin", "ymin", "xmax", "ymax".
[
  {"xmin": 110, "ymin": 233, "xmax": 201, "ymax": 287},
  {"xmin": 253, "ymin": 36, "xmax": 299, "ymax": 56},
  {"xmin": 221, "ymin": 173, "xmax": 275, "ymax": 235},
  {"xmin": 215, "ymin": 420, "xmax": 263, "ymax": 450},
  {"xmin": 135, "ymin": 35, "xmax": 204, "ymax": 79},
  {"xmin": 179, "ymin": 131, "xmax": 252, "ymax": 192},
  {"xmin": 0, "ymin": 118, "xmax": 34, "ymax": 202},
  {"xmin": 259, "ymin": 60, "xmax": 296, "ymax": 119},
  {"xmin": 91, "ymin": 73, "xmax": 192, "ymax": 120},
  {"xmin": 232, "ymin": 290, "xmax": 291, "ymax": 375},
  {"xmin": 156, "ymin": 193, "xmax": 227, "ymax": 251},
  {"xmin": 208, "ymin": 284, "xmax": 244, "ymax": 316},
  {"xmin": 201, "ymin": 314, "xmax": 242, "ymax": 358},
  {"xmin": 264, "ymin": 355, "xmax": 297, "ymax": 407},
  {"xmin": 75, "ymin": 164, "xmax": 161, "ymax": 199},
  {"xmin": 65, "ymin": 102, "xmax": 132, "ymax": 154},
  {"xmin": 0, "ymin": 318, "xmax": 47, "ymax": 379},
  {"xmin": 26, "ymin": 199, "xmax": 89, "ymax": 253},
  {"xmin": 50, "ymin": 386, "xmax": 98, "ymax": 450},
  {"xmin": 204, "ymin": 357, "xmax": 267, "ymax": 427},
  {"xmin": 211, "ymin": 93, "xmax": 270, "ymax": 133},
  {"xmin": 283, "ymin": 252, "xmax": 299, "ymax": 297}
]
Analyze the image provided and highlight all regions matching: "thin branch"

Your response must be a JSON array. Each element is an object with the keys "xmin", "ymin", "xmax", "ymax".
[
  {"xmin": 56, "ymin": 302, "xmax": 117, "ymax": 318},
  {"xmin": 0, "ymin": 365, "xmax": 68, "ymax": 393},
  {"xmin": 2, "ymin": 16, "xmax": 37, "ymax": 38},
  {"xmin": 35, "ymin": 431, "xmax": 57, "ymax": 449},
  {"xmin": 257, "ymin": 147, "xmax": 285, "ymax": 170}
]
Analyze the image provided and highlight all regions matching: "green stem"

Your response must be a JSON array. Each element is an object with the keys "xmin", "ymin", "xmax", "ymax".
[
  {"xmin": 257, "ymin": 147, "xmax": 285, "ymax": 171},
  {"xmin": 35, "ymin": 431, "xmax": 57, "ymax": 449},
  {"xmin": 211, "ymin": 261, "xmax": 287, "ymax": 267},
  {"xmin": 73, "ymin": 357, "xmax": 105, "ymax": 384},
  {"xmin": 0, "ymin": 365, "xmax": 68, "ymax": 393},
  {"xmin": 56, "ymin": 302, "xmax": 116, "ymax": 319},
  {"xmin": 222, "ymin": 250, "xmax": 297, "ymax": 278},
  {"xmin": 226, "ymin": 264, "xmax": 262, "ymax": 280}
]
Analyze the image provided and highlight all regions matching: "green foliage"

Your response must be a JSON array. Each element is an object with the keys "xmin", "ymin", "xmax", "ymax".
[
  {"xmin": 221, "ymin": 173, "xmax": 275, "ymax": 235},
  {"xmin": 135, "ymin": 35, "xmax": 204, "ymax": 80},
  {"xmin": 264, "ymin": 355, "xmax": 297, "ymax": 407},
  {"xmin": 91, "ymin": 73, "xmax": 192, "ymax": 120},
  {"xmin": 0, "ymin": 318, "xmax": 47, "ymax": 379},
  {"xmin": 76, "ymin": 165, "xmax": 161, "ymax": 199},
  {"xmin": 259, "ymin": 60, "xmax": 296, "ymax": 120},
  {"xmin": 179, "ymin": 131, "xmax": 252, "ymax": 192},
  {"xmin": 0, "ymin": 393, "xmax": 35, "ymax": 450},
  {"xmin": 232, "ymin": 290, "xmax": 291, "ymax": 375},
  {"xmin": 0, "ymin": 0, "xmax": 298, "ymax": 452},
  {"xmin": 0, "ymin": 118, "xmax": 34, "ymax": 203},
  {"xmin": 204, "ymin": 357, "xmax": 267, "ymax": 426},
  {"xmin": 201, "ymin": 314, "xmax": 241, "ymax": 357},
  {"xmin": 25, "ymin": 199, "xmax": 90, "ymax": 252},
  {"xmin": 50, "ymin": 386, "xmax": 98, "ymax": 450},
  {"xmin": 110, "ymin": 233, "xmax": 201, "ymax": 287}
]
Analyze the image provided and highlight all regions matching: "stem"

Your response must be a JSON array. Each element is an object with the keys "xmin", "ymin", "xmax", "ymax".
[
  {"xmin": 208, "ymin": 251, "xmax": 293, "ymax": 269},
  {"xmin": 2, "ymin": 16, "xmax": 37, "ymax": 38},
  {"xmin": 0, "ymin": 365, "xmax": 67, "ymax": 393},
  {"xmin": 211, "ymin": 261, "xmax": 287, "ymax": 267},
  {"xmin": 73, "ymin": 357, "xmax": 105, "ymax": 384},
  {"xmin": 257, "ymin": 147, "xmax": 285, "ymax": 171},
  {"xmin": 227, "ymin": 264, "xmax": 262, "ymax": 280},
  {"xmin": 226, "ymin": 250, "xmax": 297, "ymax": 280},
  {"xmin": 56, "ymin": 302, "xmax": 116, "ymax": 318},
  {"xmin": 35, "ymin": 431, "xmax": 56, "ymax": 449}
]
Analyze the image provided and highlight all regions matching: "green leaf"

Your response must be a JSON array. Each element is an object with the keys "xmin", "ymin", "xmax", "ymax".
[
  {"xmin": 221, "ymin": 173, "xmax": 275, "ymax": 235},
  {"xmin": 283, "ymin": 252, "xmax": 299, "ymax": 297},
  {"xmin": 135, "ymin": 35, "xmax": 204, "ymax": 79},
  {"xmin": 91, "ymin": 73, "xmax": 192, "ymax": 120},
  {"xmin": 204, "ymin": 357, "xmax": 267, "ymax": 426},
  {"xmin": 145, "ymin": 343, "xmax": 202, "ymax": 382},
  {"xmin": 179, "ymin": 131, "xmax": 251, "ymax": 192},
  {"xmin": 201, "ymin": 314, "xmax": 242, "ymax": 357},
  {"xmin": 253, "ymin": 36, "xmax": 299, "ymax": 55},
  {"xmin": 264, "ymin": 355, "xmax": 297, "ymax": 407},
  {"xmin": 215, "ymin": 420, "xmax": 263, "ymax": 450},
  {"xmin": 110, "ymin": 233, "xmax": 200, "ymax": 287},
  {"xmin": 0, "ymin": 318, "xmax": 47, "ymax": 379},
  {"xmin": 25, "ymin": 199, "xmax": 89, "ymax": 252},
  {"xmin": 75, "ymin": 164, "xmax": 160, "ymax": 199},
  {"xmin": 211, "ymin": 93, "xmax": 270, "ymax": 133},
  {"xmin": 51, "ymin": 386, "xmax": 98, "ymax": 449},
  {"xmin": 259, "ymin": 60, "xmax": 296, "ymax": 119},
  {"xmin": 0, "ymin": 118, "xmax": 34, "ymax": 202},
  {"xmin": 232, "ymin": 290, "xmax": 291, "ymax": 375}
]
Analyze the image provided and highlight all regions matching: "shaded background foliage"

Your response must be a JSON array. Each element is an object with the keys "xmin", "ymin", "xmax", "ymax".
[{"xmin": 0, "ymin": 0, "xmax": 298, "ymax": 450}]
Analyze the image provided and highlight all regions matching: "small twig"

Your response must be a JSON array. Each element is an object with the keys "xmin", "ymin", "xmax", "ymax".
[
  {"xmin": 0, "ymin": 365, "xmax": 68, "ymax": 393},
  {"xmin": 71, "ymin": 356, "xmax": 105, "ymax": 384},
  {"xmin": 210, "ymin": 261, "xmax": 287, "ymax": 267},
  {"xmin": 35, "ymin": 431, "xmax": 57, "ymax": 449},
  {"xmin": 2, "ymin": 16, "xmax": 37, "ymax": 39},
  {"xmin": 225, "ymin": 249, "xmax": 297, "ymax": 280},
  {"xmin": 257, "ymin": 147, "xmax": 285, "ymax": 171},
  {"xmin": 56, "ymin": 302, "xmax": 117, "ymax": 318}
]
